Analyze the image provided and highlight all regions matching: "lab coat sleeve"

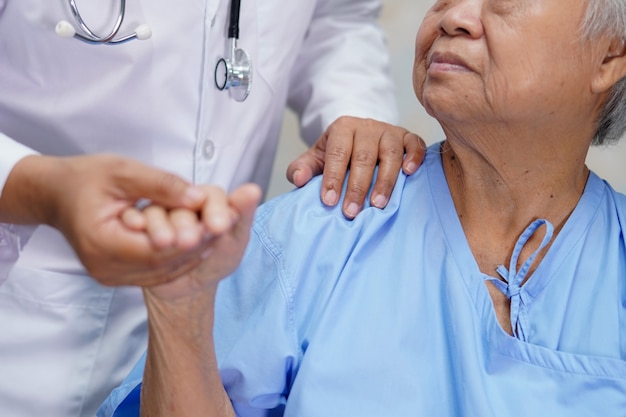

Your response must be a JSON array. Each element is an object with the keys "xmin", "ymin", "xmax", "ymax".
[
  {"xmin": 0, "ymin": 132, "xmax": 39, "ymax": 198},
  {"xmin": 286, "ymin": 0, "xmax": 399, "ymax": 146},
  {"xmin": 0, "ymin": 133, "xmax": 39, "ymax": 282},
  {"xmin": 0, "ymin": 132, "xmax": 38, "ymax": 196}
]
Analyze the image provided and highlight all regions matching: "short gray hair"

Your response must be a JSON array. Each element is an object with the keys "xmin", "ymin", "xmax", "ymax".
[{"xmin": 583, "ymin": 0, "xmax": 626, "ymax": 145}]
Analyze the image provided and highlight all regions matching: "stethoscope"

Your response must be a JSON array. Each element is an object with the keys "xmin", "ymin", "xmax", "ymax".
[
  {"xmin": 214, "ymin": 0, "xmax": 252, "ymax": 102},
  {"xmin": 55, "ymin": 0, "xmax": 152, "ymax": 44},
  {"xmin": 54, "ymin": 0, "xmax": 252, "ymax": 102}
]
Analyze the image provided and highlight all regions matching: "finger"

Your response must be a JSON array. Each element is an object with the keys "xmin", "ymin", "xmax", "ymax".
[
  {"xmin": 167, "ymin": 184, "xmax": 262, "ymax": 286},
  {"xmin": 368, "ymin": 129, "xmax": 406, "ymax": 209},
  {"xmin": 228, "ymin": 184, "xmax": 263, "ymax": 239},
  {"xmin": 143, "ymin": 205, "xmax": 177, "ymax": 249},
  {"xmin": 286, "ymin": 140, "xmax": 326, "ymax": 188},
  {"xmin": 230, "ymin": 184, "xmax": 263, "ymax": 223},
  {"xmin": 120, "ymin": 207, "xmax": 147, "ymax": 231},
  {"xmin": 169, "ymin": 208, "xmax": 205, "ymax": 250},
  {"xmin": 340, "ymin": 126, "xmax": 380, "ymax": 219},
  {"xmin": 114, "ymin": 158, "xmax": 207, "ymax": 210},
  {"xmin": 198, "ymin": 186, "xmax": 235, "ymax": 236},
  {"xmin": 321, "ymin": 124, "xmax": 354, "ymax": 207},
  {"xmin": 401, "ymin": 132, "xmax": 427, "ymax": 175}
]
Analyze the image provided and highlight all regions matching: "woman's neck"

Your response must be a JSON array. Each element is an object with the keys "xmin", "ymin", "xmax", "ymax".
[{"xmin": 440, "ymin": 133, "xmax": 590, "ymax": 275}]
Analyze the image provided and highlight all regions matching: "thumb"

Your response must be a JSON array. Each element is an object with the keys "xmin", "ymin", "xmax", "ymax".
[
  {"xmin": 286, "ymin": 141, "xmax": 326, "ymax": 188},
  {"xmin": 229, "ymin": 183, "xmax": 263, "ymax": 235},
  {"xmin": 116, "ymin": 160, "xmax": 205, "ymax": 210}
]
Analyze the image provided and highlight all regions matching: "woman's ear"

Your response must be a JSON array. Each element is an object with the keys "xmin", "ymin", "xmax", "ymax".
[{"xmin": 592, "ymin": 38, "xmax": 626, "ymax": 93}]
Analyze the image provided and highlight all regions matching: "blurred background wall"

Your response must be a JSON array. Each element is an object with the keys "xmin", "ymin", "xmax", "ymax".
[{"xmin": 266, "ymin": 0, "xmax": 626, "ymax": 199}]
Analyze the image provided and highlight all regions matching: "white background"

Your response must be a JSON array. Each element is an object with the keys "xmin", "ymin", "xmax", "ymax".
[{"xmin": 267, "ymin": 0, "xmax": 626, "ymax": 199}]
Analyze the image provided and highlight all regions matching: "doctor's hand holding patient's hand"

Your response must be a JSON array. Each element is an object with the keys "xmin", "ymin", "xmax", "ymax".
[
  {"xmin": 140, "ymin": 183, "xmax": 261, "ymax": 301},
  {"xmin": 287, "ymin": 116, "xmax": 426, "ymax": 219},
  {"xmin": 0, "ymin": 153, "xmax": 218, "ymax": 287}
]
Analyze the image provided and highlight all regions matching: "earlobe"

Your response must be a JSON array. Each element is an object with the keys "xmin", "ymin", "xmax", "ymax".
[{"xmin": 592, "ymin": 38, "xmax": 626, "ymax": 93}]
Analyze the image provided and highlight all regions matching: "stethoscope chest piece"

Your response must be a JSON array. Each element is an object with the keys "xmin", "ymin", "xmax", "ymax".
[
  {"xmin": 214, "ymin": 0, "xmax": 252, "ymax": 102},
  {"xmin": 215, "ymin": 44, "xmax": 252, "ymax": 102}
]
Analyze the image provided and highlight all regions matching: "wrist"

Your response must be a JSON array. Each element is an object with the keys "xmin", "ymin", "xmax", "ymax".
[
  {"xmin": 143, "ymin": 285, "xmax": 218, "ymax": 344},
  {"xmin": 1, "ymin": 155, "xmax": 67, "ymax": 226}
]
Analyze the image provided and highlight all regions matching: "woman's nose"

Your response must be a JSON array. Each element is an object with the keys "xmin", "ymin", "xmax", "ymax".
[{"xmin": 438, "ymin": 0, "xmax": 483, "ymax": 38}]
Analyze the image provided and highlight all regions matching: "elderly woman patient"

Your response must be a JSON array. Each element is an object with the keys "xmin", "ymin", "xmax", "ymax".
[{"xmin": 100, "ymin": 0, "xmax": 626, "ymax": 416}]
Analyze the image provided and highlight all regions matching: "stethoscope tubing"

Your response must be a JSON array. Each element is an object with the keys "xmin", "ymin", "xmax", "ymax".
[
  {"xmin": 69, "ymin": 0, "xmax": 125, "ymax": 43},
  {"xmin": 57, "ymin": 0, "xmax": 151, "ymax": 44},
  {"xmin": 229, "ymin": 0, "xmax": 241, "ymax": 40}
]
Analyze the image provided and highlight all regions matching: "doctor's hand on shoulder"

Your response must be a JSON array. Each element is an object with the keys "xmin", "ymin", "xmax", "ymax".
[
  {"xmin": 0, "ymin": 153, "xmax": 215, "ymax": 288},
  {"xmin": 288, "ymin": 116, "xmax": 426, "ymax": 219}
]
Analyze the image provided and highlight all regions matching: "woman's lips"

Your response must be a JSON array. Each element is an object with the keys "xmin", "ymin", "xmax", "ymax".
[{"xmin": 428, "ymin": 51, "xmax": 473, "ymax": 72}]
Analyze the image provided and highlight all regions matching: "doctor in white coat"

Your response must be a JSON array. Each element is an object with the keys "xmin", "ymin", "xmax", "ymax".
[{"xmin": 0, "ymin": 0, "xmax": 423, "ymax": 416}]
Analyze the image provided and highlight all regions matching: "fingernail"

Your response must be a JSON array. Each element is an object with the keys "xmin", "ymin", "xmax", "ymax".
[
  {"xmin": 345, "ymin": 202, "xmax": 359, "ymax": 218},
  {"xmin": 405, "ymin": 161, "xmax": 418, "ymax": 173},
  {"xmin": 293, "ymin": 169, "xmax": 304, "ymax": 186},
  {"xmin": 372, "ymin": 194, "xmax": 388, "ymax": 208},
  {"xmin": 323, "ymin": 189, "xmax": 337, "ymax": 206},
  {"xmin": 210, "ymin": 214, "xmax": 230, "ymax": 229}
]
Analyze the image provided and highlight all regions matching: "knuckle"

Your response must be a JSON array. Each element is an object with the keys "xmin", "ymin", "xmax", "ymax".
[
  {"xmin": 326, "ymin": 145, "xmax": 351, "ymax": 163},
  {"xmin": 323, "ymin": 173, "xmax": 343, "ymax": 189},
  {"xmin": 330, "ymin": 115, "xmax": 364, "ymax": 133},
  {"xmin": 335, "ymin": 115, "xmax": 356, "ymax": 125},
  {"xmin": 108, "ymin": 156, "xmax": 141, "ymax": 182},
  {"xmin": 375, "ymin": 177, "xmax": 395, "ymax": 192},
  {"xmin": 351, "ymin": 148, "xmax": 377, "ymax": 167},
  {"xmin": 346, "ymin": 178, "xmax": 372, "ymax": 194},
  {"xmin": 380, "ymin": 142, "xmax": 403, "ymax": 158},
  {"xmin": 102, "ymin": 155, "xmax": 127, "ymax": 175},
  {"xmin": 363, "ymin": 117, "xmax": 377, "ymax": 129},
  {"xmin": 346, "ymin": 181, "xmax": 369, "ymax": 198},
  {"xmin": 405, "ymin": 132, "xmax": 427, "ymax": 148}
]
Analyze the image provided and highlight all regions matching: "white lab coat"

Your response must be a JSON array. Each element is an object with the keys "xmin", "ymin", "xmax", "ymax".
[{"xmin": 0, "ymin": 0, "xmax": 397, "ymax": 416}]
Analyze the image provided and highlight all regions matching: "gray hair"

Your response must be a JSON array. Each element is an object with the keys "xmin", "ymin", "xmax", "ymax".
[{"xmin": 583, "ymin": 0, "xmax": 626, "ymax": 145}]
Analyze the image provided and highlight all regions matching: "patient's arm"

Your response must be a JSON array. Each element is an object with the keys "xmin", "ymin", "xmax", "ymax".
[
  {"xmin": 141, "ymin": 287, "xmax": 235, "ymax": 417},
  {"xmin": 139, "ymin": 184, "xmax": 261, "ymax": 417}
]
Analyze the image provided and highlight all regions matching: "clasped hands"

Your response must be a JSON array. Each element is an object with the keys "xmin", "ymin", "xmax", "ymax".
[{"xmin": 123, "ymin": 183, "xmax": 261, "ymax": 301}]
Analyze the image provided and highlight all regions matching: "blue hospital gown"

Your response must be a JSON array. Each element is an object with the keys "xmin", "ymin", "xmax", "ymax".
[{"xmin": 100, "ymin": 144, "xmax": 626, "ymax": 417}]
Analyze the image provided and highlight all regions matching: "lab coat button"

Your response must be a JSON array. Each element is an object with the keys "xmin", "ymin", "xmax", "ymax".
[{"xmin": 202, "ymin": 139, "xmax": 216, "ymax": 160}]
